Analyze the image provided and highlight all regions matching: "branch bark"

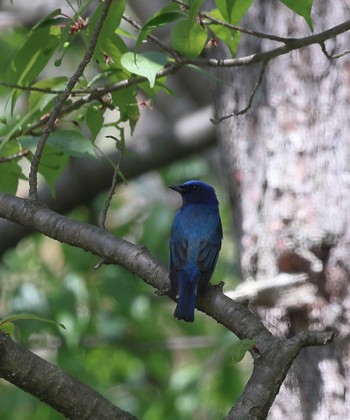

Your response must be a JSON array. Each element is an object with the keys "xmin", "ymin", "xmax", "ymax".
[
  {"xmin": 0, "ymin": 331, "xmax": 137, "ymax": 420},
  {"xmin": 0, "ymin": 192, "xmax": 335, "ymax": 417}
]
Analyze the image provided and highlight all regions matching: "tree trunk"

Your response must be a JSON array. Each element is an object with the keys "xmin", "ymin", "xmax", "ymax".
[{"xmin": 215, "ymin": 0, "xmax": 350, "ymax": 418}]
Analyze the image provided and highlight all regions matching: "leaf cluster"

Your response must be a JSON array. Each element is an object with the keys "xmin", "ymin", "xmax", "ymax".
[{"xmin": 0, "ymin": 0, "xmax": 314, "ymax": 195}]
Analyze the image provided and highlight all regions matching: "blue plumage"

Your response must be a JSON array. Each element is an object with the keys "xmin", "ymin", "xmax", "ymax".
[{"xmin": 169, "ymin": 180, "xmax": 222, "ymax": 322}]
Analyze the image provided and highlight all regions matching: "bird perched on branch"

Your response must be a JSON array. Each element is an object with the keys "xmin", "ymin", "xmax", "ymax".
[{"xmin": 169, "ymin": 180, "xmax": 222, "ymax": 322}]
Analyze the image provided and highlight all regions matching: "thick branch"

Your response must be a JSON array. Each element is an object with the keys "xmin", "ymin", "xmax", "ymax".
[
  {"xmin": 227, "ymin": 330, "xmax": 334, "ymax": 419},
  {"xmin": 0, "ymin": 192, "xmax": 335, "ymax": 417},
  {"xmin": 0, "ymin": 331, "xmax": 137, "ymax": 420}
]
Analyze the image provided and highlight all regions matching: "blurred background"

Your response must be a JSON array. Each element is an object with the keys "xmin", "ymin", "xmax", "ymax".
[{"xmin": 0, "ymin": 1, "xmax": 250, "ymax": 418}]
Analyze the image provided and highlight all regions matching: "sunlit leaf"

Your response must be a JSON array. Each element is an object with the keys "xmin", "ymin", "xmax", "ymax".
[
  {"xmin": 0, "ymin": 321, "xmax": 15, "ymax": 335},
  {"xmin": 6, "ymin": 9, "xmax": 62, "ymax": 112},
  {"xmin": 208, "ymin": 9, "xmax": 240, "ymax": 56},
  {"xmin": 170, "ymin": 19, "xmax": 208, "ymax": 57},
  {"xmin": 121, "ymin": 51, "xmax": 168, "ymax": 88},
  {"xmin": 90, "ymin": 0, "xmax": 127, "ymax": 60},
  {"xmin": 216, "ymin": 0, "xmax": 253, "ymax": 23},
  {"xmin": 279, "ymin": 0, "xmax": 314, "ymax": 30},
  {"xmin": 188, "ymin": 0, "xmax": 205, "ymax": 24}
]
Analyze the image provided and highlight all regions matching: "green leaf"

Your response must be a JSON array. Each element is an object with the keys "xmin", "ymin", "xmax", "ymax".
[
  {"xmin": 279, "ymin": 0, "xmax": 313, "ymax": 30},
  {"xmin": 0, "ymin": 160, "xmax": 21, "ymax": 194},
  {"xmin": 86, "ymin": 106, "xmax": 105, "ymax": 139},
  {"xmin": 170, "ymin": 19, "xmax": 208, "ymax": 57},
  {"xmin": 20, "ymin": 131, "xmax": 96, "ymax": 159},
  {"xmin": 116, "ymin": 27, "xmax": 137, "ymax": 40},
  {"xmin": 0, "ymin": 321, "xmax": 15, "ymax": 335},
  {"xmin": 48, "ymin": 130, "xmax": 96, "ymax": 158},
  {"xmin": 231, "ymin": 338, "xmax": 256, "ymax": 363},
  {"xmin": 94, "ymin": 35, "xmax": 129, "ymax": 73},
  {"xmin": 188, "ymin": 0, "xmax": 205, "ymax": 24},
  {"xmin": 6, "ymin": 10, "xmax": 62, "ymax": 111},
  {"xmin": 136, "ymin": 4, "xmax": 184, "ymax": 50},
  {"xmin": 216, "ymin": 0, "xmax": 232, "ymax": 21},
  {"xmin": 90, "ymin": 0, "xmax": 127, "ymax": 56},
  {"xmin": 19, "ymin": 130, "xmax": 95, "ymax": 194},
  {"xmin": 19, "ymin": 136, "xmax": 69, "ymax": 193},
  {"xmin": 111, "ymin": 87, "xmax": 140, "ymax": 134},
  {"xmin": 208, "ymin": 9, "xmax": 240, "ymax": 56},
  {"xmin": 139, "ymin": 77, "xmax": 174, "ymax": 98},
  {"xmin": 29, "ymin": 77, "xmax": 68, "ymax": 111},
  {"xmin": 38, "ymin": 145, "xmax": 69, "ymax": 194},
  {"xmin": 216, "ymin": 0, "xmax": 254, "ymax": 23},
  {"xmin": 120, "ymin": 51, "xmax": 168, "ymax": 88},
  {"xmin": 0, "ymin": 312, "xmax": 65, "ymax": 330}
]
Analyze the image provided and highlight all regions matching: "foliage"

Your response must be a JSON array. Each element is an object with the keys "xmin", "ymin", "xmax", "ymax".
[{"xmin": 0, "ymin": 0, "xmax": 314, "ymax": 194}]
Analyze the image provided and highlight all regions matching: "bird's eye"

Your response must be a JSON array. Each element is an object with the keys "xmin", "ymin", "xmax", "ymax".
[{"xmin": 192, "ymin": 185, "xmax": 199, "ymax": 191}]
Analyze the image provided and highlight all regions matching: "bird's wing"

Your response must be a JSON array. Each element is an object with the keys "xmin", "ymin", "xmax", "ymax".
[
  {"xmin": 170, "ymin": 239, "xmax": 188, "ymax": 270},
  {"xmin": 198, "ymin": 221, "xmax": 222, "ymax": 281},
  {"xmin": 198, "ymin": 239, "xmax": 221, "ymax": 272},
  {"xmin": 169, "ymin": 239, "xmax": 188, "ymax": 297}
]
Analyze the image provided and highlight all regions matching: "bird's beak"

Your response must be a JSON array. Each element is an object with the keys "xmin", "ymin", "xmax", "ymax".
[{"xmin": 168, "ymin": 184, "xmax": 185, "ymax": 193}]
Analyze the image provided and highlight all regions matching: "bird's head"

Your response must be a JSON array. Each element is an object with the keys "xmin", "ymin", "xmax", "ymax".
[{"xmin": 169, "ymin": 180, "xmax": 219, "ymax": 206}]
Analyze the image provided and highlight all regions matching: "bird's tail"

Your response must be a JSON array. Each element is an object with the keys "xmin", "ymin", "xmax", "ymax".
[{"xmin": 174, "ymin": 272, "xmax": 198, "ymax": 322}]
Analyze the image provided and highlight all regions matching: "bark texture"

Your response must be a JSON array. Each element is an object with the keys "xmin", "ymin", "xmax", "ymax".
[{"xmin": 215, "ymin": 1, "xmax": 350, "ymax": 418}]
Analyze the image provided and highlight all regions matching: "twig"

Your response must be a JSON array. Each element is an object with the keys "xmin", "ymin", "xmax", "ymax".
[
  {"xmin": 320, "ymin": 41, "xmax": 350, "ymax": 59},
  {"xmin": 332, "ymin": 49, "xmax": 350, "ymax": 58},
  {"xmin": 95, "ymin": 134, "xmax": 127, "ymax": 270},
  {"xmin": 100, "ymin": 136, "xmax": 126, "ymax": 229},
  {"xmin": 211, "ymin": 62, "xmax": 266, "ymax": 124},
  {"xmin": 3, "ymin": 17, "xmax": 350, "ymax": 144},
  {"xmin": 19, "ymin": 62, "xmax": 182, "ymax": 137},
  {"xmin": 172, "ymin": 0, "xmax": 294, "ymax": 44},
  {"xmin": 122, "ymin": 13, "xmax": 181, "ymax": 59},
  {"xmin": 28, "ymin": 0, "xmax": 114, "ymax": 201},
  {"xmin": 0, "ymin": 82, "xmax": 65, "ymax": 95},
  {"xmin": 0, "ymin": 81, "xmax": 93, "ymax": 96}
]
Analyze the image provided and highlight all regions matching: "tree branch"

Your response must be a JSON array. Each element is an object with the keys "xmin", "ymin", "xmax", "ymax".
[
  {"xmin": 226, "ymin": 330, "xmax": 334, "ymax": 419},
  {"xmin": 0, "ymin": 192, "xmax": 335, "ymax": 417},
  {"xmin": 0, "ymin": 106, "xmax": 216, "ymax": 256},
  {"xmin": 180, "ymin": 18, "xmax": 350, "ymax": 68},
  {"xmin": 212, "ymin": 62, "xmax": 267, "ymax": 124},
  {"xmin": 2, "ymin": 17, "xmax": 350, "ymax": 143},
  {"xmin": 172, "ymin": 0, "xmax": 294, "ymax": 44},
  {"xmin": 28, "ymin": 0, "xmax": 114, "ymax": 201},
  {"xmin": 0, "ymin": 331, "xmax": 137, "ymax": 419}
]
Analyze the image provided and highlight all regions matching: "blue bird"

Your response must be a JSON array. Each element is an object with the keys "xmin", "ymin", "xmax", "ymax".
[{"xmin": 169, "ymin": 180, "xmax": 222, "ymax": 322}]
